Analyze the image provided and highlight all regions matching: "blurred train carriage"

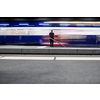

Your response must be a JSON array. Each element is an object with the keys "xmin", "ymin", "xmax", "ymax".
[{"xmin": 0, "ymin": 18, "xmax": 100, "ymax": 47}]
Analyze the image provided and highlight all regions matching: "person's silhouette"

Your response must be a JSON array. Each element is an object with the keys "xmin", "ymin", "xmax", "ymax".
[{"xmin": 49, "ymin": 30, "xmax": 54, "ymax": 47}]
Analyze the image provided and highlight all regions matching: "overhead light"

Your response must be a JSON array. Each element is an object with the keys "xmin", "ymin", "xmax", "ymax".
[
  {"xmin": 0, "ymin": 24, "xmax": 9, "ymax": 25},
  {"xmin": 19, "ymin": 23, "xmax": 29, "ymax": 25},
  {"xmin": 39, "ymin": 23, "xmax": 49, "ymax": 25}
]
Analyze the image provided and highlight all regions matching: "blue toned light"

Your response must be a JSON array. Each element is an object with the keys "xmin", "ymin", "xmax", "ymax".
[
  {"xmin": 19, "ymin": 23, "xmax": 29, "ymax": 25},
  {"xmin": 60, "ymin": 23, "xmax": 70, "ymax": 26},
  {"xmin": 39, "ymin": 23, "xmax": 49, "ymax": 25},
  {"xmin": 0, "ymin": 24, "xmax": 9, "ymax": 25}
]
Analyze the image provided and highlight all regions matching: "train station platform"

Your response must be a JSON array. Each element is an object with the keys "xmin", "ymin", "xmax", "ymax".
[{"xmin": 0, "ymin": 45, "xmax": 100, "ymax": 55}]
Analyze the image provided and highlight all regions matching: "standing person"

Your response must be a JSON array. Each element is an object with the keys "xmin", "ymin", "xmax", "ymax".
[{"xmin": 49, "ymin": 30, "xmax": 54, "ymax": 47}]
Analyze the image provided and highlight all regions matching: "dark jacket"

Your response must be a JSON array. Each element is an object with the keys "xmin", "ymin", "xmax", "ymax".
[{"xmin": 49, "ymin": 32, "xmax": 54, "ymax": 39}]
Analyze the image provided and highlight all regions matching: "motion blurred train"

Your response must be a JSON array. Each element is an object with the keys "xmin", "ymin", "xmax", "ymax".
[{"xmin": 0, "ymin": 21, "xmax": 100, "ymax": 47}]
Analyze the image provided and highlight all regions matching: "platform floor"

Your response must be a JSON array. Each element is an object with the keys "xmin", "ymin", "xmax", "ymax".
[
  {"xmin": 0, "ymin": 45, "xmax": 100, "ymax": 54},
  {"xmin": 0, "ymin": 54, "xmax": 100, "ymax": 84}
]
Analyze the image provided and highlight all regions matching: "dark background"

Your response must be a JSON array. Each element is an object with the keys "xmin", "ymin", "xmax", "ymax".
[{"xmin": 0, "ymin": 17, "xmax": 100, "ymax": 21}]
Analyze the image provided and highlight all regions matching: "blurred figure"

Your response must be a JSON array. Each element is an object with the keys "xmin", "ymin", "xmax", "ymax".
[{"xmin": 49, "ymin": 30, "xmax": 54, "ymax": 47}]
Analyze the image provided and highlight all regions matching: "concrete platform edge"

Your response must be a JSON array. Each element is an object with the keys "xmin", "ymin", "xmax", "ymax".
[{"xmin": 0, "ymin": 48, "xmax": 100, "ymax": 54}]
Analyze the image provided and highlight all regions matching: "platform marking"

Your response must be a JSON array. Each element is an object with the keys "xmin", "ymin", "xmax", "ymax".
[
  {"xmin": 0, "ymin": 56, "xmax": 3, "ymax": 58},
  {"xmin": 56, "ymin": 57, "xmax": 100, "ymax": 60},
  {"xmin": 0, "ymin": 57, "xmax": 54, "ymax": 60},
  {"xmin": 37, "ymin": 46, "xmax": 47, "ymax": 48},
  {"xmin": 1, "ymin": 56, "xmax": 100, "ymax": 61}
]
